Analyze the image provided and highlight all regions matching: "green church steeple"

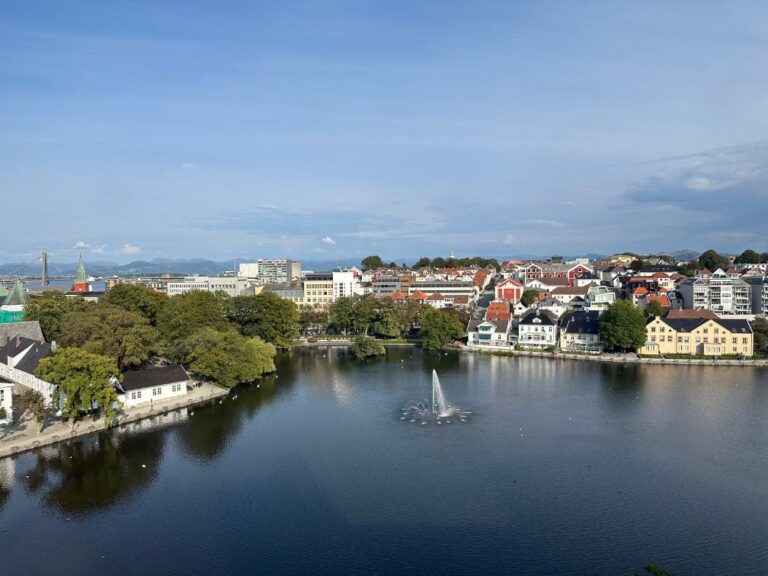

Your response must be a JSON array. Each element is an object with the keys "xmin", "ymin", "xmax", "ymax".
[
  {"xmin": 2, "ymin": 279, "xmax": 27, "ymax": 307},
  {"xmin": 75, "ymin": 254, "xmax": 87, "ymax": 284}
]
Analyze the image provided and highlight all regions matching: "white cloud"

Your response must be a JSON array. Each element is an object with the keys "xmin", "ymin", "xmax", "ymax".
[
  {"xmin": 322, "ymin": 236, "xmax": 336, "ymax": 245},
  {"xmin": 121, "ymin": 243, "xmax": 142, "ymax": 255},
  {"xmin": 74, "ymin": 240, "xmax": 90, "ymax": 249},
  {"xmin": 91, "ymin": 244, "xmax": 107, "ymax": 255}
]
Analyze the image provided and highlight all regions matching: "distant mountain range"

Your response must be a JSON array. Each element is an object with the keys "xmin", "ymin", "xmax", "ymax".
[
  {"xmin": 0, "ymin": 250, "xmax": 706, "ymax": 277},
  {"xmin": 0, "ymin": 257, "xmax": 364, "ymax": 277}
]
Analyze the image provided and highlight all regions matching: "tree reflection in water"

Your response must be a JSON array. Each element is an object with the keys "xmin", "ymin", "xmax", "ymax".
[
  {"xmin": 175, "ymin": 351, "xmax": 297, "ymax": 462},
  {"xmin": 20, "ymin": 431, "xmax": 164, "ymax": 516}
]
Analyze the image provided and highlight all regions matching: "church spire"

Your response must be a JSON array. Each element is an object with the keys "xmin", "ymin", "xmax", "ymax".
[{"xmin": 73, "ymin": 254, "xmax": 89, "ymax": 292}]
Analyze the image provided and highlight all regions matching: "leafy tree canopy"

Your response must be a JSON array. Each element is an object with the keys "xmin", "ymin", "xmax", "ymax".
[
  {"xmin": 418, "ymin": 306, "xmax": 465, "ymax": 350},
  {"xmin": 103, "ymin": 283, "xmax": 168, "ymax": 325},
  {"xmin": 734, "ymin": 249, "xmax": 762, "ymax": 264},
  {"xmin": 185, "ymin": 328, "xmax": 276, "ymax": 388},
  {"xmin": 350, "ymin": 335, "xmax": 386, "ymax": 359},
  {"xmin": 156, "ymin": 291, "xmax": 231, "ymax": 350},
  {"xmin": 59, "ymin": 304, "xmax": 159, "ymax": 370},
  {"xmin": 24, "ymin": 292, "xmax": 88, "ymax": 341},
  {"xmin": 36, "ymin": 347, "xmax": 121, "ymax": 424},
  {"xmin": 698, "ymin": 249, "xmax": 729, "ymax": 272},
  {"xmin": 229, "ymin": 293, "xmax": 299, "ymax": 348},
  {"xmin": 599, "ymin": 300, "xmax": 648, "ymax": 352},
  {"xmin": 361, "ymin": 255, "xmax": 384, "ymax": 271},
  {"xmin": 521, "ymin": 290, "xmax": 540, "ymax": 307},
  {"xmin": 645, "ymin": 300, "xmax": 664, "ymax": 318}
]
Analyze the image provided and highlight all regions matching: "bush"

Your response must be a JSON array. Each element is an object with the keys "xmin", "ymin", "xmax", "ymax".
[{"xmin": 350, "ymin": 336, "xmax": 386, "ymax": 359}]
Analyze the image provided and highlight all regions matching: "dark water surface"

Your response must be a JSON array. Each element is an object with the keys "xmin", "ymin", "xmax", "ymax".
[{"xmin": 1, "ymin": 348, "xmax": 767, "ymax": 575}]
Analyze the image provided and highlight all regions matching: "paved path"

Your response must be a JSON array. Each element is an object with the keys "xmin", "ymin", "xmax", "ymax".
[{"xmin": 0, "ymin": 382, "xmax": 229, "ymax": 459}]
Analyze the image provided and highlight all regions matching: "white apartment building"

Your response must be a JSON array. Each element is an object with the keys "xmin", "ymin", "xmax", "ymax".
[
  {"xmin": 166, "ymin": 276, "xmax": 251, "ymax": 297},
  {"xmin": 679, "ymin": 271, "xmax": 752, "ymax": 316},
  {"xmin": 238, "ymin": 259, "xmax": 301, "ymax": 284},
  {"xmin": 517, "ymin": 310, "xmax": 559, "ymax": 349}
]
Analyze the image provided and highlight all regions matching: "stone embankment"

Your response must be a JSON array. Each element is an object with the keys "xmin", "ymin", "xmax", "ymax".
[
  {"xmin": 0, "ymin": 382, "xmax": 229, "ymax": 459},
  {"xmin": 465, "ymin": 346, "xmax": 768, "ymax": 367}
]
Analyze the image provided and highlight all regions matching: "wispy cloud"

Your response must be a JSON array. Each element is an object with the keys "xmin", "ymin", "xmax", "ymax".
[
  {"xmin": 121, "ymin": 243, "xmax": 142, "ymax": 255},
  {"xmin": 322, "ymin": 236, "xmax": 336, "ymax": 245}
]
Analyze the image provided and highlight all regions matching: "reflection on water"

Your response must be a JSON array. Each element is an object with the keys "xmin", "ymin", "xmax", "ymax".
[
  {"xmin": 0, "ymin": 348, "xmax": 766, "ymax": 576},
  {"xmin": 20, "ymin": 432, "xmax": 165, "ymax": 516}
]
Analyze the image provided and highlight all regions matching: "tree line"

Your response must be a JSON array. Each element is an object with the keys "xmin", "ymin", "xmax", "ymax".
[{"xmin": 361, "ymin": 255, "xmax": 500, "ymax": 271}]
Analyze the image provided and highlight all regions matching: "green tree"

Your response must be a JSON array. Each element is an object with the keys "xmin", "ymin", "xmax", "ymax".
[
  {"xmin": 751, "ymin": 318, "xmax": 768, "ymax": 357},
  {"xmin": 298, "ymin": 305, "xmax": 329, "ymax": 336},
  {"xmin": 599, "ymin": 300, "xmax": 648, "ymax": 352},
  {"xmin": 373, "ymin": 299, "xmax": 405, "ymax": 338},
  {"xmin": 156, "ymin": 291, "xmax": 231, "ymax": 360},
  {"xmin": 185, "ymin": 328, "xmax": 276, "ymax": 388},
  {"xmin": 17, "ymin": 389, "xmax": 49, "ymax": 430},
  {"xmin": 645, "ymin": 300, "xmax": 664, "ymax": 318},
  {"xmin": 350, "ymin": 335, "xmax": 386, "ymax": 359},
  {"xmin": 431, "ymin": 257, "xmax": 447, "ymax": 268},
  {"xmin": 521, "ymin": 290, "xmax": 540, "ymax": 307},
  {"xmin": 36, "ymin": 348, "xmax": 121, "ymax": 424},
  {"xmin": 229, "ymin": 293, "xmax": 299, "ymax": 348},
  {"xmin": 698, "ymin": 249, "xmax": 729, "ymax": 272},
  {"xmin": 59, "ymin": 304, "xmax": 159, "ymax": 370},
  {"xmin": 734, "ymin": 249, "xmax": 761, "ymax": 264},
  {"xmin": 413, "ymin": 257, "xmax": 431, "ymax": 269},
  {"xmin": 329, "ymin": 297, "xmax": 355, "ymax": 334},
  {"xmin": 103, "ymin": 283, "xmax": 168, "ymax": 325},
  {"xmin": 418, "ymin": 306, "xmax": 465, "ymax": 350},
  {"xmin": 351, "ymin": 296, "xmax": 378, "ymax": 335},
  {"xmin": 23, "ymin": 292, "xmax": 88, "ymax": 341},
  {"xmin": 361, "ymin": 255, "xmax": 384, "ymax": 271}
]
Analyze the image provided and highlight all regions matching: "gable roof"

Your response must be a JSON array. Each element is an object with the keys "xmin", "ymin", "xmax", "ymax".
[
  {"xmin": 120, "ymin": 365, "xmax": 190, "ymax": 392},
  {"xmin": 551, "ymin": 286, "xmax": 590, "ymax": 296},
  {"xmin": 519, "ymin": 309, "xmax": 558, "ymax": 326},
  {"xmin": 0, "ymin": 321, "xmax": 44, "ymax": 347},
  {"xmin": 13, "ymin": 341, "xmax": 54, "ymax": 374},
  {"xmin": 666, "ymin": 309, "xmax": 718, "ymax": 320},
  {"xmin": 560, "ymin": 311, "xmax": 600, "ymax": 334}
]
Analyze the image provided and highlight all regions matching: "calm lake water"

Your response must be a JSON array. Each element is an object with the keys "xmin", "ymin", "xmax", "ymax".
[{"xmin": 1, "ymin": 348, "xmax": 767, "ymax": 575}]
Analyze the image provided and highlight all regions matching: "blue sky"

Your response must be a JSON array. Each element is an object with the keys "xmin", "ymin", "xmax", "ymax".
[{"xmin": 1, "ymin": 0, "xmax": 767, "ymax": 263}]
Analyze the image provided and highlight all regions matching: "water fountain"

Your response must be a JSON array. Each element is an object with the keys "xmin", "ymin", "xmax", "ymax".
[{"xmin": 401, "ymin": 370, "xmax": 470, "ymax": 424}]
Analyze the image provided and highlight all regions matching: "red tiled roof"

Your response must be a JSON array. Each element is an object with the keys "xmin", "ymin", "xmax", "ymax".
[
  {"xmin": 667, "ymin": 309, "xmax": 718, "ymax": 320},
  {"xmin": 426, "ymin": 292, "xmax": 445, "ymax": 301},
  {"xmin": 647, "ymin": 294, "xmax": 671, "ymax": 307},
  {"xmin": 390, "ymin": 291, "xmax": 405, "ymax": 300},
  {"xmin": 633, "ymin": 287, "xmax": 649, "ymax": 295},
  {"xmin": 409, "ymin": 290, "xmax": 428, "ymax": 300},
  {"xmin": 551, "ymin": 286, "xmax": 589, "ymax": 296}
]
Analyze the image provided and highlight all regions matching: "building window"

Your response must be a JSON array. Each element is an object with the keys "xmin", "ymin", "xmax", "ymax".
[
  {"xmin": 131, "ymin": 392, "xmax": 136, "ymax": 400},
  {"xmin": 153, "ymin": 387, "xmax": 162, "ymax": 396}
]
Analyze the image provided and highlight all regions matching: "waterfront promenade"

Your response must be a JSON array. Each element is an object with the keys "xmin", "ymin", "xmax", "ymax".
[{"xmin": 0, "ymin": 381, "xmax": 228, "ymax": 459}]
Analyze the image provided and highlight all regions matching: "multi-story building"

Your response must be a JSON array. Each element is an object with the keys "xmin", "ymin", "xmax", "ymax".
[
  {"xmin": 408, "ymin": 280, "xmax": 479, "ymax": 302},
  {"xmin": 639, "ymin": 313, "xmax": 753, "ymax": 357},
  {"xmin": 166, "ymin": 276, "xmax": 251, "ymax": 297},
  {"xmin": 467, "ymin": 319, "xmax": 510, "ymax": 349},
  {"xmin": 302, "ymin": 273, "xmax": 334, "ymax": 307},
  {"xmin": 559, "ymin": 310, "xmax": 603, "ymax": 353},
  {"xmin": 261, "ymin": 283, "xmax": 306, "ymax": 306},
  {"xmin": 372, "ymin": 274, "xmax": 413, "ymax": 298},
  {"xmin": 523, "ymin": 262, "xmax": 593, "ymax": 287},
  {"xmin": 517, "ymin": 309, "xmax": 559, "ymax": 349},
  {"xmin": 495, "ymin": 278, "xmax": 524, "ymax": 303},
  {"xmin": 744, "ymin": 277, "xmax": 767, "ymax": 315},
  {"xmin": 585, "ymin": 285, "xmax": 616, "ymax": 312},
  {"xmin": 238, "ymin": 259, "xmax": 301, "ymax": 284},
  {"xmin": 678, "ymin": 271, "xmax": 752, "ymax": 316}
]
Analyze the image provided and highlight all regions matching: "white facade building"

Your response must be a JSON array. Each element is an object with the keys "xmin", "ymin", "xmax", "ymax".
[
  {"xmin": 238, "ymin": 259, "xmax": 301, "ymax": 284},
  {"xmin": 116, "ymin": 365, "xmax": 191, "ymax": 409},
  {"xmin": 0, "ymin": 337, "xmax": 57, "ymax": 406},
  {"xmin": 167, "ymin": 276, "xmax": 251, "ymax": 297},
  {"xmin": 0, "ymin": 377, "xmax": 13, "ymax": 424},
  {"xmin": 679, "ymin": 270, "xmax": 752, "ymax": 316},
  {"xmin": 517, "ymin": 310, "xmax": 559, "ymax": 349}
]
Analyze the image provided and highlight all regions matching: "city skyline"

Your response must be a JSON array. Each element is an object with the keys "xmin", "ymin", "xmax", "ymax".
[{"xmin": 2, "ymin": 1, "xmax": 767, "ymax": 262}]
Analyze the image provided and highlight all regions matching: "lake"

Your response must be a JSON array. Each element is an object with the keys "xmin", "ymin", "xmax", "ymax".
[{"xmin": 1, "ymin": 348, "xmax": 766, "ymax": 575}]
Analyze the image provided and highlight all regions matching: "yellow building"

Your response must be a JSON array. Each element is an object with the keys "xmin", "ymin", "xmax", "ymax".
[
  {"xmin": 639, "ymin": 314, "xmax": 753, "ymax": 357},
  {"xmin": 302, "ymin": 273, "xmax": 334, "ymax": 307}
]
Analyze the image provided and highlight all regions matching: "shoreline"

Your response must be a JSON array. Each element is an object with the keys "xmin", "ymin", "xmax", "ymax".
[
  {"xmin": 462, "ymin": 345, "xmax": 768, "ymax": 367},
  {"xmin": 0, "ymin": 382, "xmax": 229, "ymax": 459}
]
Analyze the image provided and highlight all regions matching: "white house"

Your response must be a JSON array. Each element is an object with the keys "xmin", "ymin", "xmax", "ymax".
[
  {"xmin": 0, "ymin": 377, "xmax": 13, "ymax": 424},
  {"xmin": 537, "ymin": 297, "xmax": 568, "ymax": 319},
  {"xmin": 518, "ymin": 310, "xmax": 559, "ymax": 349},
  {"xmin": 115, "ymin": 365, "xmax": 191, "ymax": 408},
  {"xmin": 467, "ymin": 319, "xmax": 511, "ymax": 349}
]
